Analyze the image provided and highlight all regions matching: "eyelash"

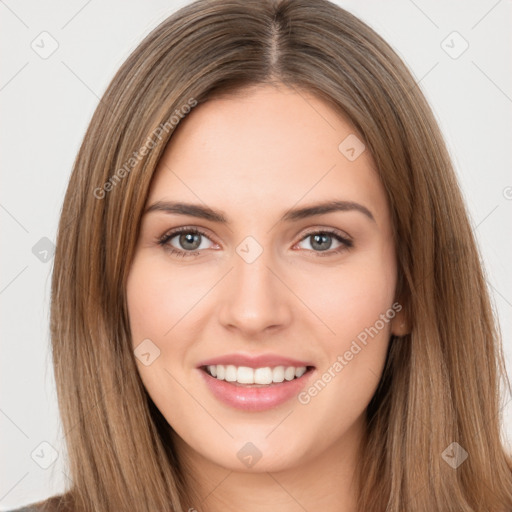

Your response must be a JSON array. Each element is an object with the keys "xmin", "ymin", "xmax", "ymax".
[{"xmin": 157, "ymin": 226, "xmax": 353, "ymax": 258}]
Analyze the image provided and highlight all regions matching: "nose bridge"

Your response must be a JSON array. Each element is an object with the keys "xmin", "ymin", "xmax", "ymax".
[{"xmin": 218, "ymin": 235, "xmax": 291, "ymax": 334}]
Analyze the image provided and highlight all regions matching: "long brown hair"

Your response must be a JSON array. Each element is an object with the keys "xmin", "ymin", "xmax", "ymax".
[{"xmin": 43, "ymin": 0, "xmax": 512, "ymax": 510}]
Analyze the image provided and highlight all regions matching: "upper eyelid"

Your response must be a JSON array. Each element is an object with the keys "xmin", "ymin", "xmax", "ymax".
[{"xmin": 160, "ymin": 226, "xmax": 216, "ymax": 244}]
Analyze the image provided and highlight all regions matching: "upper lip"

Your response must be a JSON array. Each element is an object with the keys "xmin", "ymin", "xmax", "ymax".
[{"xmin": 197, "ymin": 353, "xmax": 314, "ymax": 369}]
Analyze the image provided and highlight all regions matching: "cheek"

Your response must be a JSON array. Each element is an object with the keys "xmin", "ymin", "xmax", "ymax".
[
  {"xmin": 126, "ymin": 256, "xmax": 204, "ymax": 345},
  {"xmin": 294, "ymin": 264, "xmax": 396, "ymax": 433},
  {"xmin": 126, "ymin": 257, "xmax": 191, "ymax": 408},
  {"xmin": 301, "ymin": 251, "xmax": 397, "ymax": 347},
  {"xmin": 126, "ymin": 264, "xmax": 166, "ymax": 345}
]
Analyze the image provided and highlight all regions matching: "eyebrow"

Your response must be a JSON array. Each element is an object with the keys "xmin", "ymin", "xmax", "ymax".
[{"xmin": 144, "ymin": 199, "xmax": 375, "ymax": 224}]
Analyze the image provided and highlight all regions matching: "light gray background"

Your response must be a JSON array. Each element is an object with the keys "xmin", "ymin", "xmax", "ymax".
[{"xmin": 1, "ymin": 0, "xmax": 511, "ymax": 508}]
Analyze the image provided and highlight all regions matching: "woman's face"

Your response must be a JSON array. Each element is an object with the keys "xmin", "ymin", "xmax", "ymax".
[{"xmin": 126, "ymin": 84, "xmax": 406, "ymax": 474}]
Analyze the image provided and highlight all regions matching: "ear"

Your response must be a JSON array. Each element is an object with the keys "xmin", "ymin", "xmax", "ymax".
[{"xmin": 390, "ymin": 299, "xmax": 410, "ymax": 337}]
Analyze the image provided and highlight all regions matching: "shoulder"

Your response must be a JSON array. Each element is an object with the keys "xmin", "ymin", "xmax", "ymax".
[
  {"xmin": 4, "ymin": 507, "xmax": 40, "ymax": 512},
  {"xmin": 4, "ymin": 508, "xmax": 38, "ymax": 512},
  {"xmin": 4, "ymin": 493, "xmax": 73, "ymax": 512}
]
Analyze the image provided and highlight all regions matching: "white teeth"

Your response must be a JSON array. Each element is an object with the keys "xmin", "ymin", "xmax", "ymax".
[
  {"xmin": 254, "ymin": 367, "xmax": 273, "ymax": 385},
  {"xmin": 225, "ymin": 365, "xmax": 237, "ymax": 382},
  {"xmin": 237, "ymin": 366, "xmax": 254, "ymax": 384},
  {"xmin": 216, "ymin": 365, "xmax": 225, "ymax": 380},
  {"xmin": 272, "ymin": 366, "xmax": 285, "ymax": 383},
  {"xmin": 295, "ymin": 367, "xmax": 306, "ymax": 378},
  {"xmin": 205, "ymin": 364, "xmax": 309, "ymax": 384},
  {"xmin": 284, "ymin": 367, "xmax": 296, "ymax": 381}
]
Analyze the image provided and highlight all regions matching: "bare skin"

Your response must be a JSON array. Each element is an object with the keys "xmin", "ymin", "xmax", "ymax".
[{"xmin": 126, "ymin": 84, "xmax": 407, "ymax": 512}]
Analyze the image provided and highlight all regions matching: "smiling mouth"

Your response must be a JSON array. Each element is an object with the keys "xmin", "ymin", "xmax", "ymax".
[{"xmin": 200, "ymin": 364, "xmax": 316, "ymax": 387}]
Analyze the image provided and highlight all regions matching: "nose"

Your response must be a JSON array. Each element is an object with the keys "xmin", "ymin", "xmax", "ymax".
[{"xmin": 217, "ymin": 243, "xmax": 292, "ymax": 337}]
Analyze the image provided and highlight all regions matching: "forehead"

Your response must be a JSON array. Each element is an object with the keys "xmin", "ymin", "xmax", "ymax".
[{"xmin": 147, "ymin": 85, "xmax": 389, "ymax": 227}]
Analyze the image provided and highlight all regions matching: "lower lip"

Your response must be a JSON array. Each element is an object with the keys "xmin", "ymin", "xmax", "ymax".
[{"xmin": 198, "ymin": 367, "xmax": 316, "ymax": 412}]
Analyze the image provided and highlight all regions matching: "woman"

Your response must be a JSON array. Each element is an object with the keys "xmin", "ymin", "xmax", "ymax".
[{"xmin": 9, "ymin": 0, "xmax": 512, "ymax": 510}]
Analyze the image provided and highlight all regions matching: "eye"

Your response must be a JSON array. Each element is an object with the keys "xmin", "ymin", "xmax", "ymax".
[
  {"xmin": 295, "ymin": 229, "xmax": 353, "ymax": 257},
  {"xmin": 157, "ymin": 227, "xmax": 215, "ymax": 258},
  {"xmin": 157, "ymin": 227, "xmax": 353, "ymax": 259}
]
